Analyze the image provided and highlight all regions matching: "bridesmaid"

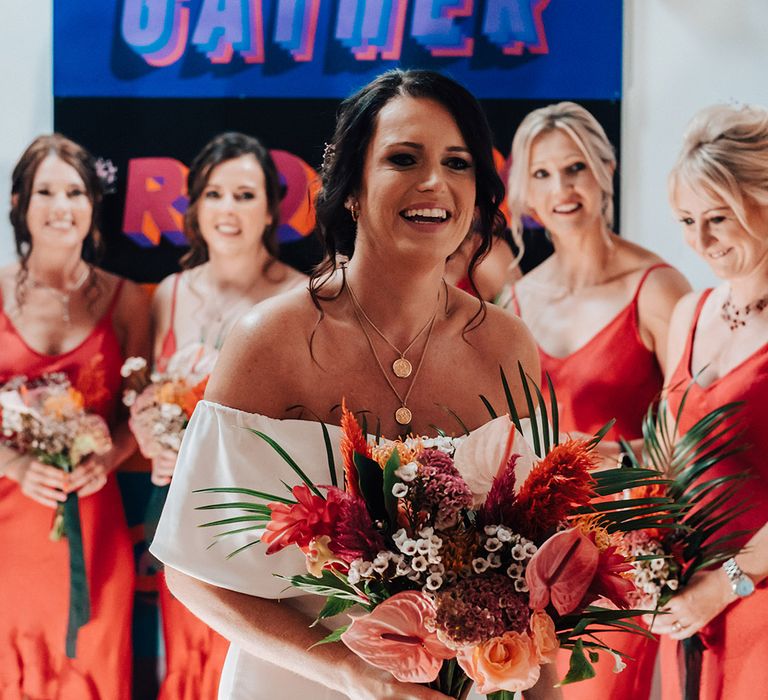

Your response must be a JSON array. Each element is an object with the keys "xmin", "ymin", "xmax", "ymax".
[
  {"xmin": 652, "ymin": 104, "xmax": 768, "ymax": 699},
  {"xmin": 504, "ymin": 103, "xmax": 690, "ymax": 697},
  {"xmin": 149, "ymin": 132, "xmax": 305, "ymax": 699},
  {"xmin": 0, "ymin": 134, "xmax": 150, "ymax": 698}
]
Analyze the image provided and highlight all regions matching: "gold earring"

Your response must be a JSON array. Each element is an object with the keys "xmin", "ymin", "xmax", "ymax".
[{"xmin": 345, "ymin": 198, "xmax": 360, "ymax": 222}]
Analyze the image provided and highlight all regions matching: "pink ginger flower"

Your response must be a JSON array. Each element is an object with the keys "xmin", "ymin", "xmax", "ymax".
[
  {"xmin": 341, "ymin": 591, "xmax": 455, "ymax": 683},
  {"xmin": 261, "ymin": 484, "xmax": 338, "ymax": 555}
]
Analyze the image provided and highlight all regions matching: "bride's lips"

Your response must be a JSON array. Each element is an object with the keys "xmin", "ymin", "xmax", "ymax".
[{"xmin": 399, "ymin": 204, "xmax": 452, "ymax": 227}]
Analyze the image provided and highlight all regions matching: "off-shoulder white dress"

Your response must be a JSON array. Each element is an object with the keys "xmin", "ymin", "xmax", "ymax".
[{"xmin": 151, "ymin": 401, "xmax": 349, "ymax": 700}]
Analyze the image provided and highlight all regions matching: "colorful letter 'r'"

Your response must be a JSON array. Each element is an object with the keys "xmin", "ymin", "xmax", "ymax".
[{"xmin": 122, "ymin": 158, "xmax": 189, "ymax": 248}]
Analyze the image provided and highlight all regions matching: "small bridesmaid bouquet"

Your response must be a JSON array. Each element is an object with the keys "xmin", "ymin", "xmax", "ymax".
[
  {"xmin": 120, "ymin": 356, "xmax": 207, "ymax": 459},
  {"xmin": 0, "ymin": 372, "xmax": 112, "ymax": 539},
  {"xmin": 0, "ymin": 371, "xmax": 112, "ymax": 657},
  {"xmin": 619, "ymin": 383, "xmax": 749, "ymax": 699}
]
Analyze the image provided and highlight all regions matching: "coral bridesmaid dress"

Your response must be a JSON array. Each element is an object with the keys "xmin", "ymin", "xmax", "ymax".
[
  {"xmin": 509, "ymin": 264, "xmax": 668, "ymax": 699},
  {"xmin": 660, "ymin": 290, "xmax": 768, "ymax": 700},
  {"xmin": 153, "ymin": 274, "xmax": 229, "ymax": 700},
  {"xmin": 0, "ymin": 282, "xmax": 133, "ymax": 700}
]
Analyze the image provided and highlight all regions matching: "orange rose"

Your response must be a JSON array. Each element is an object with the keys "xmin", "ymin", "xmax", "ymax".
[
  {"xmin": 457, "ymin": 632, "xmax": 540, "ymax": 694},
  {"xmin": 530, "ymin": 611, "xmax": 559, "ymax": 664}
]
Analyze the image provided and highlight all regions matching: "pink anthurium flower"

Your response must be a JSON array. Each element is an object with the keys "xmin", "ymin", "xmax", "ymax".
[
  {"xmin": 526, "ymin": 528, "xmax": 599, "ymax": 615},
  {"xmin": 341, "ymin": 591, "xmax": 455, "ymax": 683}
]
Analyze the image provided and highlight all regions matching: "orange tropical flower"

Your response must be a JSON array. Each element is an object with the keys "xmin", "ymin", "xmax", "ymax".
[{"xmin": 340, "ymin": 399, "xmax": 368, "ymax": 498}]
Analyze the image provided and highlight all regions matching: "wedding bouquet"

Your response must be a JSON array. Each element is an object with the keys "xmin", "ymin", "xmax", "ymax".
[
  {"xmin": 0, "ymin": 371, "xmax": 112, "ymax": 657},
  {"xmin": 121, "ymin": 356, "xmax": 208, "ymax": 458},
  {"xmin": 619, "ymin": 383, "xmax": 748, "ymax": 698},
  {"xmin": 121, "ymin": 356, "xmax": 208, "ymax": 539},
  {"xmin": 199, "ymin": 368, "xmax": 686, "ymax": 697},
  {"xmin": 0, "ymin": 372, "xmax": 112, "ymax": 539}
]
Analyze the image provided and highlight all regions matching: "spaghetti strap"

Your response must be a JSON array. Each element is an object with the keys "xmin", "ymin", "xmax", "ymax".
[
  {"xmin": 682, "ymin": 289, "xmax": 713, "ymax": 364},
  {"xmin": 105, "ymin": 278, "xmax": 126, "ymax": 318},
  {"xmin": 631, "ymin": 262, "xmax": 672, "ymax": 304}
]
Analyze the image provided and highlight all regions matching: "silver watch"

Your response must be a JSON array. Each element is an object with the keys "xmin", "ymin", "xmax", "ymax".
[{"xmin": 723, "ymin": 557, "xmax": 755, "ymax": 597}]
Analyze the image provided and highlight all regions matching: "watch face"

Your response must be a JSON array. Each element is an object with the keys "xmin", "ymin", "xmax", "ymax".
[{"xmin": 735, "ymin": 575, "xmax": 755, "ymax": 597}]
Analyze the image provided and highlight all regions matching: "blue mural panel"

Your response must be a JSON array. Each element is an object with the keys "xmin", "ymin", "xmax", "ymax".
[{"xmin": 54, "ymin": 0, "xmax": 622, "ymax": 99}]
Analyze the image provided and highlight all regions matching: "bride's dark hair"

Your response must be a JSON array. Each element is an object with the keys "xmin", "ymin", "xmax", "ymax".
[{"xmin": 311, "ymin": 69, "xmax": 506, "ymax": 327}]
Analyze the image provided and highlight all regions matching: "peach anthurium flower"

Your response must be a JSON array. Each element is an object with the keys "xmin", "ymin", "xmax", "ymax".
[
  {"xmin": 341, "ymin": 591, "xmax": 455, "ymax": 683},
  {"xmin": 453, "ymin": 415, "xmax": 537, "ymax": 507},
  {"xmin": 526, "ymin": 528, "xmax": 599, "ymax": 615},
  {"xmin": 456, "ymin": 632, "xmax": 540, "ymax": 693},
  {"xmin": 529, "ymin": 611, "xmax": 559, "ymax": 664}
]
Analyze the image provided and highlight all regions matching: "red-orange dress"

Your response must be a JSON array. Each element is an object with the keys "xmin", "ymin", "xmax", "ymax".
[
  {"xmin": 510, "ymin": 264, "xmax": 667, "ymax": 699},
  {"xmin": 660, "ymin": 290, "xmax": 768, "ymax": 700},
  {"xmin": 0, "ymin": 282, "xmax": 133, "ymax": 700},
  {"xmin": 154, "ymin": 274, "xmax": 229, "ymax": 700}
]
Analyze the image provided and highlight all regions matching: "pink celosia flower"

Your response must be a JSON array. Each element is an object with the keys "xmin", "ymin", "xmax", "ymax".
[
  {"xmin": 456, "ymin": 631, "xmax": 540, "ymax": 693},
  {"xmin": 417, "ymin": 449, "xmax": 473, "ymax": 529},
  {"xmin": 261, "ymin": 484, "xmax": 338, "ymax": 555},
  {"xmin": 341, "ymin": 591, "xmax": 455, "ymax": 683},
  {"xmin": 434, "ymin": 574, "xmax": 530, "ymax": 647},
  {"xmin": 526, "ymin": 528, "xmax": 599, "ymax": 615},
  {"xmin": 453, "ymin": 415, "xmax": 536, "ymax": 507}
]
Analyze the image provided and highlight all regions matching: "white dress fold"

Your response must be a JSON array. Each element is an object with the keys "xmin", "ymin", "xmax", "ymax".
[{"xmin": 151, "ymin": 400, "xmax": 347, "ymax": 700}]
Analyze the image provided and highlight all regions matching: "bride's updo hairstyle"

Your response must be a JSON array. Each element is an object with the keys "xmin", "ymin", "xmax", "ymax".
[
  {"xmin": 507, "ymin": 102, "xmax": 616, "ymax": 260},
  {"xmin": 312, "ymin": 69, "xmax": 506, "ymax": 305},
  {"xmin": 669, "ymin": 104, "xmax": 768, "ymax": 238}
]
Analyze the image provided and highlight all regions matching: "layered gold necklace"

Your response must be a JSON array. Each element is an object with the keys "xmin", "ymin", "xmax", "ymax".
[{"xmin": 346, "ymin": 282, "xmax": 441, "ymax": 426}]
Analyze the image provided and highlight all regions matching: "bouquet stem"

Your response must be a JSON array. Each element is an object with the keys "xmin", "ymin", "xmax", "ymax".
[{"xmin": 430, "ymin": 659, "xmax": 473, "ymax": 699}]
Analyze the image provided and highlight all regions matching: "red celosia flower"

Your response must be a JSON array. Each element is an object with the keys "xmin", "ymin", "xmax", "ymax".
[
  {"xmin": 509, "ymin": 440, "xmax": 597, "ymax": 540},
  {"xmin": 261, "ymin": 484, "xmax": 338, "ymax": 555},
  {"xmin": 479, "ymin": 454, "xmax": 518, "ymax": 526},
  {"xmin": 327, "ymin": 486, "xmax": 385, "ymax": 563},
  {"xmin": 339, "ymin": 399, "xmax": 369, "ymax": 498}
]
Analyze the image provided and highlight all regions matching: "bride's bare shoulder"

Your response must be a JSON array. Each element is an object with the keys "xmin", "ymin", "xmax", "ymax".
[{"xmin": 205, "ymin": 287, "xmax": 317, "ymax": 413}]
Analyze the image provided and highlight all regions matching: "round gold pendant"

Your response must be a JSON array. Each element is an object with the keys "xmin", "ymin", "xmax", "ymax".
[
  {"xmin": 395, "ymin": 406, "xmax": 412, "ymax": 425},
  {"xmin": 392, "ymin": 357, "xmax": 413, "ymax": 378}
]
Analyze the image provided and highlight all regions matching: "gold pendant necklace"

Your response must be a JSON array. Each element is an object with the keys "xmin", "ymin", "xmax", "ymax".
[
  {"xmin": 27, "ymin": 264, "xmax": 90, "ymax": 323},
  {"xmin": 346, "ymin": 283, "xmax": 438, "ymax": 379},
  {"xmin": 346, "ymin": 283, "xmax": 440, "ymax": 426}
]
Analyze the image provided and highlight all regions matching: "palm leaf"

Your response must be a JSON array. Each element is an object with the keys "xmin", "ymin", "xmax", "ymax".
[{"xmin": 245, "ymin": 429, "xmax": 324, "ymax": 498}]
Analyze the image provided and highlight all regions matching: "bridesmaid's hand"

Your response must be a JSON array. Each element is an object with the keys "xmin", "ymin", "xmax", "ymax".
[
  {"xmin": 150, "ymin": 449, "xmax": 178, "ymax": 486},
  {"xmin": 7, "ymin": 457, "xmax": 68, "ymax": 508},
  {"xmin": 645, "ymin": 569, "xmax": 735, "ymax": 640},
  {"xmin": 67, "ymin": 453, "xmax": 112, "ymax": 497}
]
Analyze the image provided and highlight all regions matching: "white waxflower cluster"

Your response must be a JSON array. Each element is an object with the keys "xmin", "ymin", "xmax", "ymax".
[
  {"xmin": 472, "ymin": 524, "xmax": 537, "ymax": 593},
  {"xmin": 347, "ymin": 527, "xmax": 446, "ymax": 593},
  {"xmin": 626, "ymin": 535, "xmax": 678, "ymax": 609},
  {"xmin": 120, "ymin": 356, "xmax": 148, "ymax": 378}
]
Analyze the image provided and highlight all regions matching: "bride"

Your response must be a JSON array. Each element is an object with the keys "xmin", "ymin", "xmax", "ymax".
[{"xmin": 151, "ymin": 69, "xmax": 558, "ymax": 699}]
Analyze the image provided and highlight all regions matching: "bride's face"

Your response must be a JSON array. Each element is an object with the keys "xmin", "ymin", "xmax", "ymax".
[{"xmin": 354, "ymin": 96, "xmax": 477, "ymax": 263}]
